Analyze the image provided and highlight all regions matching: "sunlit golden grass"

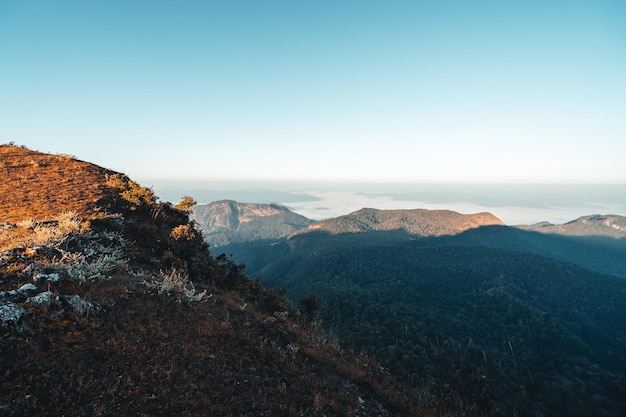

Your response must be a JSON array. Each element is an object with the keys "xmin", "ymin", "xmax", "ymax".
[
  {"xmin": 0, "ymin": 211, "xmax": 87, "ymax": 250},
  {"xmin": 1, "ymin": 144, "xmax": 122, "ymax": 223}
]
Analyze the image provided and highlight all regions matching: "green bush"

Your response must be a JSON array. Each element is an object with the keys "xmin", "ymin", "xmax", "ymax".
[{"xmin": 105, "ymin": 174, "xmax": 156, "ymax": 209}]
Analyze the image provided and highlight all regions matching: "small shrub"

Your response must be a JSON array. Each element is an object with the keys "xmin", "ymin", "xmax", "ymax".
[
  {"xmin": 216, "ymin": 253, "xmax": 248, "ymax": 289},
  {"xmin": 55, "ymin": 231, "xmax": 127, "ymax": 282},
  {"xmin": 58, "ymin": 250, "xmax": 118, "ymax": 282},
  {"xmin": 16, "ymin": 219, "xmax": 36, "ymax": 229},
  {"xmin": 105, "ymin": 173, "xmax": 156, "ymax": 208},
  {"xmin": 169, "ymin": 224, "xmax": 198, "ymax": 241},
  {"xmin": 300, "ymin": 294, "xmax": 319, "ymax": 324},
  {"xmin": 104, "ymin": 173, "xmax": 127, "ymax": 189},
  {"xmin": 44, "ymin": 226, "xmax": 128, "ymax": 282},
  {"xmin": 144, "ymin": 269, "xmax": 206, "ymax": 303},
  {"xmin": 174, "ymin": 196, "xmax": 196, "ymax": 213},
  {"xmin": 55, "ymin": 211, "xmax": 86, "ymax": 234},
  {"xmin": 120, "ymin": 181, "xmax": 156, "ymax": 207}
]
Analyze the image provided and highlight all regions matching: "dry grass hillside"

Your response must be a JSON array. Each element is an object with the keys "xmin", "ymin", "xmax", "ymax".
[
  {"xmin": 0, "ymin": 144, "xmax": 124, "ymax": 223},
  {"xmin": 0, "ymin": 144, "xmax": 430, "ymax": 416}
]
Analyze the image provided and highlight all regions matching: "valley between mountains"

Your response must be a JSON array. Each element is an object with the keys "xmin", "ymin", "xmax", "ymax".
[{"xmin": 192, "ymin": 200, "xmax": 626, "ymax": 417}]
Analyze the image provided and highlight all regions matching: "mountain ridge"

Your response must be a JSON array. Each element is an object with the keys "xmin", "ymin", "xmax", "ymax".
[
  {"xmin": 197, "ymin": 199, "xmax": 626, "ymax": 279},
  {"xmin": 303, "ymin": 207, "xmax": 504, "ymax": 236},
  {"xmin": 194, "ymin": 197, "xmax": 626, "ymax": 249}
]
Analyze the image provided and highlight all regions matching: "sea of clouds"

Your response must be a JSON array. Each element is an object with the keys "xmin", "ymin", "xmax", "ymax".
[{"xmin": 154, "ymin": 182, "xmax": 626, "ymax": 226}]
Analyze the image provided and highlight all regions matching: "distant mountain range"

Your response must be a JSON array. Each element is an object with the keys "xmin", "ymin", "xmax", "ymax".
[
  {"xmin": 192, "ymin": 202, "xmax": 626, "ymax": 278},
  {"xmin": 194, "ymin": 201, "xmax": 626, "ymax": 243},
  {"xmin": 191, "ymin": 203, "xmax": 505, "ymax": 247},
  {"xmin": 193, "ymin": 200, "xmax": 626, "ymax": 417}
]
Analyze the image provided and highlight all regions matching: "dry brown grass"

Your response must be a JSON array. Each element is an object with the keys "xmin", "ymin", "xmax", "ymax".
[
  {"xmin": 0, "ymin": 144, "xmax": 122, "ymax": 223},
  {"xmin": 0, "ymin": 211, "xmax": 86, "ymax": 250}
]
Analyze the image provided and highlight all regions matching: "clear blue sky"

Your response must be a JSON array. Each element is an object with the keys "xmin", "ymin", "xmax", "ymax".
[{"xmin": 1, "ymin": 0, "xmax": 625, "ymax": 184}]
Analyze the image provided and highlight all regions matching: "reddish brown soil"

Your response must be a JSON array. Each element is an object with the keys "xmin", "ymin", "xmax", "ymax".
[{"xmin": 0, "ymin": 144, "xmax": 120, "ymax": 223}]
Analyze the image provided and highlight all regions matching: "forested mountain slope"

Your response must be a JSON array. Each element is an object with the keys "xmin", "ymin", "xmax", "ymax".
[{"xmin": 232, "ymin": 228, "xmax": 626, "ymax": 417}]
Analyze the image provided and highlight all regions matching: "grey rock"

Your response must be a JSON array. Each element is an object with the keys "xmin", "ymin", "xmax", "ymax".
[
  {"xmin": 67, "ymin": 295, "xmax": 93, "ymax": 315},
  {"xmin": 33, "ymin": 272, "xmax": 60, "ymax": 283},
  {"xmin": 0, "ymin": 302, "xmax": 25, "ymax": 325},
  {"xmin": 27, "ymin": 291, "xmax": 54, "ymax": 308},
  {"xmin": 18, "ymin": 283, "xmax": 37, "ymax": 293}
]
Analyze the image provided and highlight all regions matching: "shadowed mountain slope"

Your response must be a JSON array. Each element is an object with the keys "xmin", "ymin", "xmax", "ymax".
[
  {"xmin": 450, "ymin": 224, "xmax": 626, "ymax": 278},
  {"xmin": 227, "ymin": 227, "xmax": 626, "ymax": 417},
  {"xmin": 218, "ymin": 211, "xmax": 626, "ymax": 279}
]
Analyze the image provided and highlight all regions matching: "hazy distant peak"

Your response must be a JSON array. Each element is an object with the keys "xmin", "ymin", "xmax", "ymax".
[
  {"xmin": 190, "ymin": 200, "xmax": 314, "ymax": 246},
  {"xmin": 192, "ymin": 200, "xmax": 293, "ymax": 229},
  {"xmin": 306, "ymin": 207, "xmax": 504, "ymax": 236},
  {"xmin": 572, "ymin": 214, "xmax": 626, "ymax": 229},
  {"xmin": 521, "ymin": 214, "xmax": 626, "ymax": 238}
]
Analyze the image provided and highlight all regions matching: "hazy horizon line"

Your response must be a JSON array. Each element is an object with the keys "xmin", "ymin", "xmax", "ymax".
[{"xmin": 142, "ymin": 178, "xmax": 626, "ymax": 189}]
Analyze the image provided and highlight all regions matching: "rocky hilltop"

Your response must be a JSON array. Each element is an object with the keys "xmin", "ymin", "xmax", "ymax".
[
  {"xmin": 306, "ymin": 207, "xmax": 504, "ymax": 236},
  {"xmin": 192, "ymin": 200, "xmax": 314, "ymax": 246}
]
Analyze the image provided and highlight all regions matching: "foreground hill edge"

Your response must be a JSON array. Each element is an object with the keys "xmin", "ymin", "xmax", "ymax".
[{"xmin": 0, "ymin": 144, "xmax": 435, "ymax": 416}]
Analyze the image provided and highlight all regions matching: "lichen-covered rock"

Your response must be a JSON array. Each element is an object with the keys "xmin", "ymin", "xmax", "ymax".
[
  {"xmin": 0, "ymin": 302, "xmax": 25, "ymax": 326},
  {"xmin": 18, "ymin": 283, "xmax": 37, "ymax": 293},
  {"xmin": 67, "ymin": 294, "xmax": 93, "ymax": 315},
  {"xmin": 27, "ymin": 291, "xmax": 54, "ymax": 308},
  {"xmin": 33, "ymin": 272, "xmax": 60, "ymax": 283}
]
